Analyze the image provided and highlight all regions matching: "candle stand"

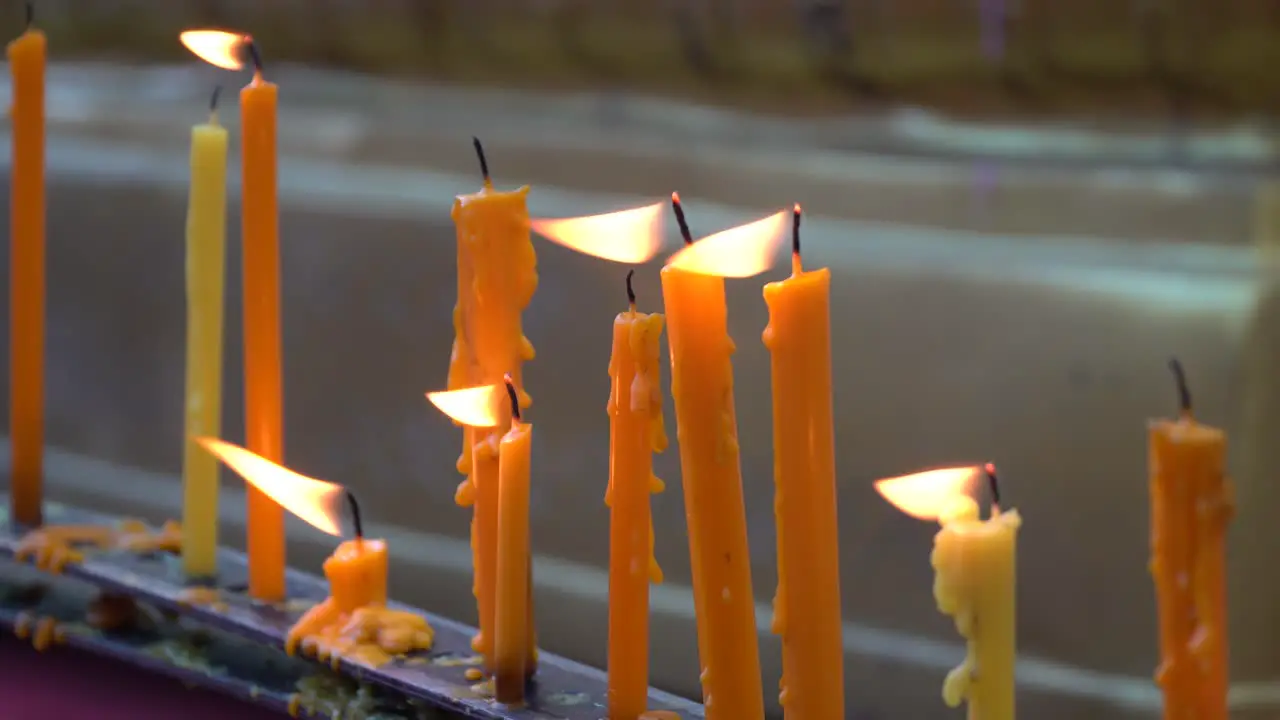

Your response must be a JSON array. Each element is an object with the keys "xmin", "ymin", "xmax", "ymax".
[{"xmin": 0, "ymin": 501, "xmax": 704, "ymax": 720}]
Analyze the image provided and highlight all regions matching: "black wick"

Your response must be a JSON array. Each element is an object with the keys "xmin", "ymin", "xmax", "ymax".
[
  {"xmin": 504, "ymin": 373, "xmax": 521, "ymax": 422},
  {"xmin": 246, "ymin": 37, "xmax": 264, "ymax": 75},
  {"xmin": 24, "ymin": 2, "xmax": 33, "ymax": 29},
  {"xmin": 792, "ymin": 203, "xmax": 802, "ymax": 256},
  {"xmin": 671, "ymin": 192, "xmax": 693, "ymax": 246},
  {"xmin": 1168, "ymin": 357, "xmax": 1192, "ymax": 415},
  {"xmin": 983, "ymin": 463, "xmax": 1002, "ymax": 512},
  {"xmin": 209, "ymin": 84, "xmax": 223, "ymax": 113},
  {"xmin": 346, "ymin": 491, "xmax": 364, "ymax": 539},
  {"xmin": 626, "ymin": 269, "xmax": 636, "ymax": 306},
  {"xmin": 473, "ymin": 137, "xmax": 490, "ymax": 184}
]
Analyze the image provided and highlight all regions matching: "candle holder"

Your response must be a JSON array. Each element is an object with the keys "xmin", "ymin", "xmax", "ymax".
[{"xmin": 0, "ymin": 501, "xmax": 704, "ymax": 720}]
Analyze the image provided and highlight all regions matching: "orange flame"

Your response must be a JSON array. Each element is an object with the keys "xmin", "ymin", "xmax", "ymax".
[
  {"xmin": 426, "ymin": 384, "xmax": 505, "ymax": 427},
  {"xmin": 196, "ymin": 437, "xmax": 345, "ymax": 536},
  {"xmin": 180, "ymin": 30, "xmax": 249, "ymax": 71},
  {"xmin": 665, "ymin": 210, "xmax": 789, "ymax": 278},
  {"xmin": 874, "ymin": 466, "xmax": 980, "ymax": 521},
  {"xmin": 530, "ymin": 202, "xmax": 664, "ymax": 263}
]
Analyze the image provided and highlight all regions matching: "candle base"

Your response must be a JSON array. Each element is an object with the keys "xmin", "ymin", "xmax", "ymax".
[
  {"xmin": 286, "ymin": 597, "xmax": 434, "ymax": 669},
  {"xmin": 0, "ymin": 500, "xmax": 706, "ymax": 720}
]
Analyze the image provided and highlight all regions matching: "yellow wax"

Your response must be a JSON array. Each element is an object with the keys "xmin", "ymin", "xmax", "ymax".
[
  {"xmin": 181, "ymin": 111, "xmax": 229, "ymax": 578},
  {"xmin": 241, "ymin": 72, "xmax": 286, "ymax": 602},
  {"xmin": 451, "ymin": 183, "xmax": 537, "ymax": 667},
  {"xmin": 1149, "ymin": 415, "xmax": 1232, "ymax": 720},
  {"xmin": 495, "ymin": 419, "xmax": 534, "ymax": 704},
  {"xmin": 659, "ymin": 266, "xmax": 764, "ymax": 720},
  {"xmin": 761, "ymin": 259, "xmax": 843, "ymax": 720},
  {"xmin": 932, "ymin": 496, "xmax": 1021, "ymax": 720},
  {"xmin": 606, "ymin": 306, "xmax": 668, "ymax": 720},
  {"xmin": 8, "ymin": 25, "xmax": 45, "ymax": 528}
]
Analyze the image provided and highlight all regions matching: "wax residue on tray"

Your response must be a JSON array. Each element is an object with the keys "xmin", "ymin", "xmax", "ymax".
[
  {"xmin": 13, "ymin": 612, "xmax": 63, "ymax": 650},
  {"xmin": 178, "ymin": 586, "xmax": 229, "ymax": 613},
  {"xmin": 14, "ymin": 519, "xmax": 182, "ymax": 572},
  {"xmin": 286, "ymin": 602, "xmax": 434, "ymax": 670}
]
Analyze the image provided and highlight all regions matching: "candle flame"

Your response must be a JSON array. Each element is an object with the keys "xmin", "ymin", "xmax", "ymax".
[
  {"xmin": 426, "ymin": 384, "xmax": 505, "ymax": 427},
  {"xmin": 196, "ymin": 437, "xmax": 345, "ymax": 536},
  {"xmin": 874, "ymin": 466, "xmax": 980, "ymax": 521},
  {"xmin": 529, "ymin": 202, "xmax": 664, "ymax": 263},
  {"xmin": 180, "ymin": 30, "xmax": 249, "ymax": 71},
  {"xmin": 664, "ymin": 210, "xmax": 789, "ymax": 278}
]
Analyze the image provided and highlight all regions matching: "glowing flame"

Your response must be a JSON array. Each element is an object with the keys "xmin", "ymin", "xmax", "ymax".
[
  {"xmin": 665, "ymin": 210, "xmax": 789, "ymax": 278},
  {"xmin": 530, "ymin": 202, "xmax": 664, "ymax": 263},
  {"xmin": 197, "ymin": 437, "xmax": 345, "ymax": 536},
  {"xmin": 874, "ymin": 466, "xmax": 980, "ymax": 521},
  {"xmin": 180, "ymin": 30, "xmax": 249, "ymax": 70},
  {"xmin": 426, "ymin": 384, "xmax": 505, "ymax": 427}
]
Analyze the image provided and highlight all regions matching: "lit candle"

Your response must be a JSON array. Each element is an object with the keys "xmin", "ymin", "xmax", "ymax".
[
  {"xmin": 180, "ymin": 28, "xmax": 287, "ymax": 602},
  {"xmin": 197, "ymin": 437, "xmax": 434, "ymax": 668},
  {"xmin": 181, "ymin": 85, "xmax": 229, "ymax": 579},
  {"xmin": 451, "ymin": 139, "xmax": 537, "ymax": 666},
  {"xmin": 876, "ymin": 465, "xmax": 1021, "ymax": 720},
  {"xmin": 494, "ymin": 375, "xmax": 535, "ymax": 704},
  {"xmin": 761, "ymin": 206, "xmax": 843, "ymax": 720},
  {"xmin": 660, "ymin": 195, "xmax": 786, "ymax": 720},
  {"xmin": 1149, "ymin": 359, "xmax": 1233, "ymax": 720},
  {"xmin": 8, "ymin": 2, "xmax": 46, "ymax": 528},
  {"xmin": 605, "ymin": 270, "xmax": 668, "ymax": 720}
]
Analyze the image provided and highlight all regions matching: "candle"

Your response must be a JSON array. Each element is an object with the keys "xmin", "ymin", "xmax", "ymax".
[
  {"xmin": 494, "ymin": 376, "xmax": 534, "ymax": 704},
  {"xmin": 8, "ymin": 3, "xmax": 46, "ymax": 528},
  {"xmin": 605, "ymin": 270, "xmax": 668, "ymax": 720},
  {"xmin": 659, "ymin": 195, "xmax": 787, "ymax": 720},
  {"xmin": 876, "ymin": 465, "xmax": 1021, "ymax": 720},
  {"xmin": 197, "ymin": 437, "xmax": 434, "ymax": 668},
  {"xmin": 761, "ymin": 206, "xmax": 843, "ymax": 720},
  {"xmin": 181, "ymin": 85, "xmax": 230, "ymax": 579},
  {"xmin": 451, "ymin": 139, "xmax": 537, "ymax": 667},
  {"xmin": 1149, "ymin": 359, "xmax": 1233, "ymax": 720}
]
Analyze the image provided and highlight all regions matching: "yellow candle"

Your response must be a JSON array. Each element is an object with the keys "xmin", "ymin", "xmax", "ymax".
[
  {"xmin": 8, "ymin": 9, "xmax": 45, "ymax": 528},
  {"xmin": 451, "ymin": 139, "xmax": 537, "ymax": 667},
  {"xmin": 495, "ymin": 376, "xmax": 534, "ymax": 704},
  {"xmin": 1149, "ymin": 360, "xmax": 1233, "ymax": 720},
  {"xmin": 761, "ymin": 207, "xmax": 843, "ymax": 720},
  {"xmin": 181, "ymin": 87, "xmax": 229, "ymax": 578},
  {"xmin": 241, "ymin": 44, "xmax": 287, "ymax": 603},
  {"xmin": 606, "ymin": 271, "xmax": 668, "ymax": 720},
  {"xmin": 877, "ymin": 466, "xmax": 1020, "ymax": 720},
  {"xmin": 660, "ymin": 196, "xmax": 764, "ymax": 720}
]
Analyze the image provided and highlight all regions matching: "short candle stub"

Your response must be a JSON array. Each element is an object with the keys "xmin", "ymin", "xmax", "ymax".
[
  {"xmin": 625, "ymin": 269, "xmax": 637, "ymax": 307},
  {"xmin": 983, "ymin": 462, "xmax": 1002, "ymax": 513},
  {"xmin": 671, "ymin": 192, "xmax": 693, "ymax": 246},
  {"xmin": 791, "ymin": 203, "xmax": 803, "ymax": 257},
  {"xmin": 504, "ymin": 373, "xmax": 521, "ymax": 422},
  {"xmin": 1168, "ymin": 357, "xmax": 1193, "ymax": 416},
  {"xmin": 473, "ymin": 137, "xmax": 491, "ymax": 185},
  {"xmin": 346, "ymin": 491, "xmax": 364, "ymax": 539},
  {"xmin": 209, "ymin": 84, "xmax": 223, "ymax": 113}
]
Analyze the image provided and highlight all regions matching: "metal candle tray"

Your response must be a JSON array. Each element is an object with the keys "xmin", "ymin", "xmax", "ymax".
[{"xmin": 0, "ymin": 502, "xmax": 705, "ymax": 720}]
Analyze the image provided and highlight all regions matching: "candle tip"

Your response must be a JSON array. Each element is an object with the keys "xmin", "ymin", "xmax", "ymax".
[
  {"xmin": 1168, "ymin": 357, "xmax": 1192, "ymax": 415},
  {"xmin": 209, "ymin": 84, "xmax": 222, "ymax": 113},
  {"xmin": 346, "ymin": 491, "xmax": 364, "ymax": 539},
  {"xmin": 626, "ymin": 269, "xmax": 636, "ymax": 306},
  {"xmin": 982, "ymin": 463, "xmax": 1001, "ymax": 511},
  {"xmin": 791, "ymin": 203, "xmax": 802, "ymax": 257},
  {"xmin": 503, "ymin": 373, "xmax": 521, "ymax": 423},
  {"xmin": 472, "ymin": 137, "xmax": 491, "ymax": 184},
  {"xmin": 671, "ymin": 193, "xmax": 693, "ymax": 246}
]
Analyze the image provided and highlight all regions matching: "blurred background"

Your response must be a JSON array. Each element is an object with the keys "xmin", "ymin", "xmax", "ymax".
[{"xmin": 1, "ymin": 1, "xmax": 1279, "ymax": 718}]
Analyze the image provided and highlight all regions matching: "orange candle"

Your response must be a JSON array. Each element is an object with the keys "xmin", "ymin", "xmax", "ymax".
[
  {"xmin": 605, "ymin": 271, "xmax": 668, "ymax": 719},
  {"xmin": 240, "ymin": 40, "xmax": 286, "ymax": 602},
  {"xmin": 451, "ymin": 139, "xmax": 537, "ymax": 667},
  {"xmin": 1149, "ymin": 360, "xmax": 1233, "ymax": 720},
  {"xmin": 8, "ymin": 7, "xmax": 45, "ymax": 528},
  {"xmin": 494, "ymin": 376, "xmax": 534, "ymax": 704},
  {"xmin": 761, "ymin": 206, "xmax": 844, "ymax": 720},
  {"xmin": 660, "ymin": 195, "xmax": 777, "ymax": 720}
]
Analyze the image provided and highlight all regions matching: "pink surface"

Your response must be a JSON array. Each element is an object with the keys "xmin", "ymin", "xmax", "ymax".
[{"xmin": 0, "ymin": 632, "xmax": 288, "ymax": 720}]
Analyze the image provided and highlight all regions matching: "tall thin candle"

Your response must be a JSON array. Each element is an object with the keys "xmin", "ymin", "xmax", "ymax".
[{"xmin": 8, "ymin": 2, "xmax": 46, "ymax": 527}]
